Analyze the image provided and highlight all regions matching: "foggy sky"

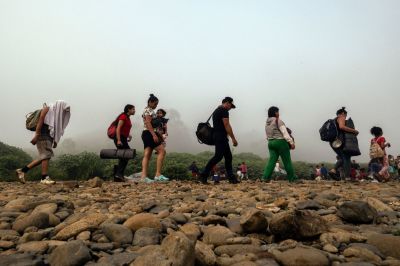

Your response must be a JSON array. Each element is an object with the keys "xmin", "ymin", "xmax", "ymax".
[{"xmin": 1, "ymin": 0, "xmax": 399, "ymax": 162}]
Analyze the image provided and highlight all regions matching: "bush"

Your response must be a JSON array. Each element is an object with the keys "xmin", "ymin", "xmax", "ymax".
[{"xmin": 0, "ymin": 141, "xmax": 33, "ymax": 181}]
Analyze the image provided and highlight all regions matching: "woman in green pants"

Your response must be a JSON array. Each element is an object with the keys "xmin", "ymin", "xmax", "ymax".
[{"xmin": 262, "ymin": 106, "xmax": 297, "ymax": 182}]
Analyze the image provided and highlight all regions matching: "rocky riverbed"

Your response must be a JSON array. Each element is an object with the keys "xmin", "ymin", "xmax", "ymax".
[{"xmin": 0, "ymin": 178, "xmax": 400, "ymax": 266}]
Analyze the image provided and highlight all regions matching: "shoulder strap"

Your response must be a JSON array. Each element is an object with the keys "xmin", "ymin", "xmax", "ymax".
[{"xmin": 206, "ymin": 109, "xmax": 217, "ymax": 123}]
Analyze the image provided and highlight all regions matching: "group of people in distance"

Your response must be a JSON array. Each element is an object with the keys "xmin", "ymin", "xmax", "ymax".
[{"xmin": 15, "ymin": 95, "xmax": 397, "ymax": 184}]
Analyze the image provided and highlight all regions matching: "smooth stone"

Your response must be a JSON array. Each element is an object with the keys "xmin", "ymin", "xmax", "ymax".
[
  {"xmin": 123, "ymin": 213, "xmax": 161, "ymax": 232},
  {"xmin": 54, "ymin": 213, "xmax": 107, "ymax": 240},
  {"xmin": 48, "ymin": 240, "xmax": 92, "ymax": 266},
  {"xmin": 202, "ymin": 225, "xmax": 236, "ymax": 246},
  {"xmin": 101, "ymin": 223, "xmax": 133, "ymax": 244},
  {"xmin": 133, "ymin": 227, "xmax": 161, "ymax": 247},
  {"xmin": 338, "ymin": 201, "xmax": 377, "ymax": 224},
  {"xmin": 195, "ymin": 241, "xmax": 216, "ymax": 266}
]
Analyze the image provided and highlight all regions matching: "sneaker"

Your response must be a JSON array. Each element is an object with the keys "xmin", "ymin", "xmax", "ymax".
[
  {"xmin": 154, "ymin": 175, "xmax": 169, "ymax": 182},
  {"xmin": 40, "ymin": 176, "xmax": 56, "ymax": 185},
  {"xmin": 142, "ymin": 177, "xmax": 154, "ymax": 183},
  {"xmin": 15, "ymin": 169, "xmax": 26, "ymax": 184}
]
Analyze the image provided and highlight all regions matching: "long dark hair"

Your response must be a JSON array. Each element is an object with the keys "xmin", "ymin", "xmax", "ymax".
[{"xmin": 148, "ymin": 94, "xmax": 159, "ymax": 104}]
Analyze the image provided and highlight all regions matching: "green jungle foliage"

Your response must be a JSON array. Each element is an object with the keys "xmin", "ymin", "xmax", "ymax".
[{"xmin": 0, "ymin": 141, "xmax": 334, "ymax": 181}]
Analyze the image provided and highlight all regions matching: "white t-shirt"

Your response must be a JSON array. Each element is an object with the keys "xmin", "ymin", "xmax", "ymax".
[{"xmin": 142, "ymin": 107, "xmax": 156, "ymax": 131}]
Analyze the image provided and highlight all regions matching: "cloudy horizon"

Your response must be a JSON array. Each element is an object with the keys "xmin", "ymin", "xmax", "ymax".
[{"xmin": 1, "ymin": 0, "xmax": 399, "ymax": 163}]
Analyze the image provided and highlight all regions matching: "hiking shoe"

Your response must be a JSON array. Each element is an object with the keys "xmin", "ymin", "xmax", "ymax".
[
  {"xmin": 154, "ymin": 175, "xmax": 169, "ymax": 182},
  {"xmin": 40, "ymin": 176, "xmax": 56, "ymax": 185},
  {"xmin": 15, "ymin": 169, "xmax": 26, "ymax": 184},
  {"xmin": 113, "ymin": 176, "xmax": 126, "ymax": 182}
]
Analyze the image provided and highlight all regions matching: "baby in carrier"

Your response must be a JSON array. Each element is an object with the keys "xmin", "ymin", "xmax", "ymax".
[{"xmin": 156, "ymin": 109, "xmax": 169, "ymax": 147}]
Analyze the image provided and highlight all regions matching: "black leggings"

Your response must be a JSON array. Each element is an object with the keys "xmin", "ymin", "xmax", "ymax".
[
  {"xmin": 202, "ymin": 139, "xmax": 233, "ymax": 179},
  {"xmin": 114, "ymin": 136, "xmax": 130, "ymax": 177}
]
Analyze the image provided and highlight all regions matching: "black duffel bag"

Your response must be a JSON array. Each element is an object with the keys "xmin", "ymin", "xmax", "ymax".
[
  {"xmin": 342, "ymin": 118, "xmax": 361, "ymax": 156},
  {"xmin": 196, "ymin": 112, "xmax": 215, "ymax": 145},
  {"xmin": 100, "ymin": 149, "xmax": 136, "ymax": 159}
]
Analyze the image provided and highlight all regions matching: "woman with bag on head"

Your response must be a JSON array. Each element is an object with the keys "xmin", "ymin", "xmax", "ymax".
[
  {"xmin": 261, "ymin": 106, "xmax": 297, "ymax": 182},
  {"xmin": 112, "ymin": 104, "xmax": 135, "ymax": 182},
  {"xmin": 140, "ymin": 94, "xmax": 169, "ymax": 183},
  {"xmin": 16, "ymin": 100, "xmax": 70, "ymax": 184}
]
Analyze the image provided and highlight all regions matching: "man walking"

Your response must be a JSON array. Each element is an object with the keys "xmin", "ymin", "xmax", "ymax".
[{"xmin": 201, "ymin": 97, "xmax": 238, "ymax": 184}]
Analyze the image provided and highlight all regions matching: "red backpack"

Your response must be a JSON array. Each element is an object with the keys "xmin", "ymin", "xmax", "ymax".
[{"xmin": 107, "ymin": 114, "xmax": 123, "ymax": 139}]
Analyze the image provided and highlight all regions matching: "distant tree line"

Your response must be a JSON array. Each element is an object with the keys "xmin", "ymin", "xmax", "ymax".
[{"xmin": 0, "ymin": 141, "xmax": 333, "ymax": 181}]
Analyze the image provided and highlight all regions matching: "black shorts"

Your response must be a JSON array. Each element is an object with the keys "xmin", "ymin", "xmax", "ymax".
[{"xmin": 142, "ymin": 130, "xmax": 162, "ymax": 149}]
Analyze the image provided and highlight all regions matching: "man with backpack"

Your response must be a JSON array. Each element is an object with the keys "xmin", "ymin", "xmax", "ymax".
[
  {"xmin": 16, "ymin": 100, "xmax": 71, "ymax": 184},
  {"xmin": 200, "ymin": 97, "xmax": 238, "ymax": 184}
]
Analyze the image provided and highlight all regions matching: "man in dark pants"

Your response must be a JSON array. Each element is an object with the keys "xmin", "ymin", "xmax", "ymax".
[{"xmin": 201, "ymin": 97, "xmax": 239, "ymax": 184}]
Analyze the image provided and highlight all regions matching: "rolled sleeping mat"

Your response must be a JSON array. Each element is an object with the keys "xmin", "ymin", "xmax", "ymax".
[{"xmin": 100, "ymin": 149, "xmax": 136, "ymax": 159}]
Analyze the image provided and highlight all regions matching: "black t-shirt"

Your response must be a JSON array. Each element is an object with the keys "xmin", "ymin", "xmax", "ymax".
[{"xmin": 212, "ymin": 106, "xmax": 229, "ymax": 138}]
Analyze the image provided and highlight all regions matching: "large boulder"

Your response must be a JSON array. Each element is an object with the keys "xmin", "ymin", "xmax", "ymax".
[
  {"xmin": 54, "ymin": 213, "xmax": 107, "ymax": 240},
  {"xmin": 48, "ymin": 240, "xmax": 92, "ymax": 266},
  {"xmin": 123, "ymin": 213, "xmax": 162, "ymax": 232},
  {"xmin": 101, "ymin": 223, "xmax": 133, "ymax": 244},
  {"xmin": 31, "ymin": 203, "xmax": 58, "ymax": 216},
  {"xmin": 337, "ymin": 201, "xmax": 377, "ymax": 224},
  {"xmin": 13, "ymin": 212, "xmax": 50, "ymax": 234},
  {"xmin": 240, "ymin": 208, "xmax": 268, "ymax": 233},
  {"xmin": 269, "ymin": 210, "xmax": 327, "ymax": 240},
  {"xmin": 367, "ymin": 233, "xmax": 400, "ymax": 259},
  {"xmin": 271, "ymin": 246, "xmax": 329, "ymax": 266},
  {"xmin": 202, "ymin": 225, "xmax": 236, "ymax": 246}
]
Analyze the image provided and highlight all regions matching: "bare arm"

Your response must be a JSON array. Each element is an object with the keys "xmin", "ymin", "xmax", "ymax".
[
  {"xmin": 337, "ymin": 116, "xmax": 358, "ymax": 134},
  {"xmin": 144, "ymin": 115, "xmax": 159, "ymax": 142},
  {"xmin": 223, "ymin": 118, "xmax": 238, "ymax": 146},
  {"xmin": 31, "ymin": 107, "xmax": 49, "ymax": 145},
  {"xmin": 116, "ymin": 120, "xmax": 124, "ymax": 145}
]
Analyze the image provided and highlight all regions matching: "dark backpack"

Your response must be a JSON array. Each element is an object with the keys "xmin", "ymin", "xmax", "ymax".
[
  {"xmin": 319, "ymin": 119, "xmax": 338, "ymax": 142},
  {"xmin": 196, "ymin": 112, "xmax": 215, "ymax": 145}
]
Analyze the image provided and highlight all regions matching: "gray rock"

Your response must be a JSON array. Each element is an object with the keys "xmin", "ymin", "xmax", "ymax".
[
  {"xmin": 123, "ymin": 213, "xmax": 161, "ymax": 232},
  {"xmin": 272, "ymin": 246, "xmax": 329, "ymax": 266},
  {"xmin": 161, "ymin": 231, "xmax": 195, "ymax": 266},
  {"xmin": 17, "ymin": 241, "xmax": 49, "ymax": 254},
  {"xmin": 296, "ymin": 200, "xmax": 323, "ymax": 210},
  {"xmin": 202, "ymin": 214, "xmax": 226, "ymax": 226},
  {"xmin": 202, "ymin": 225, "xmax": 236, "ymax": 246},
  {"xmin": 96, "ymin": 252, "xmax": 139, "ymax": 266},
  {"xmin": 214, "ymin": 244, "xmax": 263, "ymax": 256},
  {"xmin": 367, "ymin": 233, "xmax": 400, "ymax": 259},
  {"xmin": 195, "ymin": 241, "xmax": 216, "ymax": 266},
  {"xmin": 338, "ymin": 201, "xmax": 378, "ymax": 224},
  {"xmin": 48, "ymin": 240, "xmax": 92, "ymax": 266},
  {"xmin": 12, "ymin": 212, "xmax": 50, "ymax": 234},
  {"xmin": 133, "ymin": 227, "xmax": 161, "ymax": 247},
  {"xmin": 226, "ymin": 218, "xmax": 244, "ymax": 234},
  {"xmin": 269, "ymin": 210, "xmax": 327, "ymax": 240},
  {"xmin": 0, "ymin": 253, "xmax": 45, "ymax": 266},
  {"xmin": 101, "ymin": 223, "xmax": 133, "ymax": 244},
  {"xmin": 240, "ymin": 208, "xmax": 268, "ymax": 233},
  {"xmin": 90, "ymin": 242, "xmax": 114, "ymax": 251},
  {"xmin": 169, "ymin": 213, "xmax": 188, "ymax": 224},
  {"xmin": 54, "ymin": 213, "xmax": 107, "ymax": 240},
  {"xmin": 31, "ymin": 203, "xmax": 58, "ymax": 215},
  {"xmin": 180, "ymin": 223, "xmax": 201, "ymax": 242}
]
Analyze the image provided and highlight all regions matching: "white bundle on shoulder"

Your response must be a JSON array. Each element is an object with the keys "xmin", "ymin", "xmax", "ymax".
[{"xmin": 44, "ymin": 100, "xmax": 71, "ymax": 144}]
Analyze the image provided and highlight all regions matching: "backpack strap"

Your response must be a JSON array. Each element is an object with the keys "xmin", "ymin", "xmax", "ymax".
[{"xmin": 206, "ymin": 109, "xmax": 217, "ymax": 123}]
